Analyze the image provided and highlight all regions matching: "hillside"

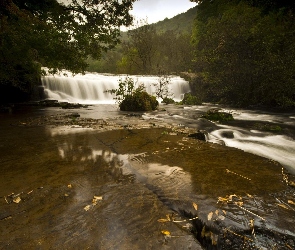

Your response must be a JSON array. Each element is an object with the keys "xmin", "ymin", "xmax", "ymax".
[
  {"xmin": 151, "ymin": 5, "xmax": 197, "ymax": 34},
  {"xmin": 87, "ymin": 6, "xmax": 198, "ymax": 73},
  {"xmin": 120, "ymin": 6, "xmax": 197, "ymax": 40}
]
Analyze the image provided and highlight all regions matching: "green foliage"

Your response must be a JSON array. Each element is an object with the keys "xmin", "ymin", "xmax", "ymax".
[
  {"xmin": 87, "ymin": 7, "xmax": 197, "ymax": 74},
  {"xmin": 191, "ymin": 0, "xmax": 295, "ymax": 108},
  {"xmin": 151, "ymin": 6, "xmax": 197, "ymax": 34},
  {"xmin": 162, "ymin": 98, "xmax": 175, "ymax": 104},
  {"xmin": 106, "ymin": 76, "xmax": 158, "ymax": 111},
  {"xmin": 154, "ymin": 75, "xmax": 173, "ymax": 100},
  {"xmin": 202, "ymin": 109, "xmax": 234, "ymax": 122},
  {"xmin": 120, "ymin": 91, "xmax": 158, "ymax": 111},
  {"xmin": 179, "ymin": 93, "xmax": 202, "ymax": 105},
  {"xmin": 0, "ymin": 0, "xmax": 136, "ymax": 102}
]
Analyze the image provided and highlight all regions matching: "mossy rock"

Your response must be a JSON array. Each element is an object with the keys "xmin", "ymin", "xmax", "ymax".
[
  {"xmin": 202, "ymin": 109, "xmax": 234, "ymax": 122},
  {"xmin": 253, "ymin": 123, "xmax": 282, "ymax": 132},
  {"xmin": 119, "ymin": 91, "xmax": 158, "ymax": 111}
]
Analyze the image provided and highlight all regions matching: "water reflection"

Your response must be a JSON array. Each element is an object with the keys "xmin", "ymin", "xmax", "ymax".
[{"xmin": 56, "ymin": 136, "xmax": 193, "ymax": 197}]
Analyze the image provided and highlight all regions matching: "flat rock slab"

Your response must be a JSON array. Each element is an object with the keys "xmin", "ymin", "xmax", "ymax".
[{"xmin": 1, "ymin": 115, "xmax": 295, "ymax": 249}]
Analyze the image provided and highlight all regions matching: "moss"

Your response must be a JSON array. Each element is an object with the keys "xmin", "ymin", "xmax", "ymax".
[
  {"xmin": 202, "ymin": 109, "xmax": 234, "ymax": 122},
  {"xmin": 253, "ymin": 123, "xmax": 282, "ymax": 132}
]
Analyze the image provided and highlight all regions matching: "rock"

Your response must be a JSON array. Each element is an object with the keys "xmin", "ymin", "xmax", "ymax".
[
  {"xmin": 220, "ymin": 130, "xmax": 234, "ymax": 138},
  {"xmin": 67, "ymin": 113, "xmax": 80, "ymax": 118},
  {"xmin": 202, "ymin": 109, "xmax": 234, "ymax": 122},
  {"xmin": 188, "ymin": 130, "xmax": 208, "ymax": 141}
]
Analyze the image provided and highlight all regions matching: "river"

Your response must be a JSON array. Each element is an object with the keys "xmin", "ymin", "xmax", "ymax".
[{"xmin": 0, "ymin": 73, "xmax": 294, "ymax": 249}]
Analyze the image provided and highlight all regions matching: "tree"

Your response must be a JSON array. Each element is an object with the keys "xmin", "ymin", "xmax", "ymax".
[
  {"xmin": 0, "ymin": 0, "xmax": 136, "ymax": 102},
  {"xmin": 191, "ymin": 0, "xmax": 295, "ymax": 107},
  {"xmin": 124, "ymin": 20, "xmax": 158, "ymax": 74}
]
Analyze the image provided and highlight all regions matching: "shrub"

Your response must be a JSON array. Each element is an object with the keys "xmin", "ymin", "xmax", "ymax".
[
  {"xmin": 162, "ymin": 97, "xmax": 175, "ymax": 104},
  {"xmin": 179, "ymin": 93, "xmax": 202, "ymax": 105},
  {"xmin": 202, "ymin": 109, "xmax": 234, "ymax": 122},
  {"xmin": 120, "ymin": 91, "xmax": 158, "ymax": 111}
]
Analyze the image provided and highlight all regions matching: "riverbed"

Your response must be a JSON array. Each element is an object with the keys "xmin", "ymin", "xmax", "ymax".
[{"xmin": 0, "ymin": 104, "xmax": 294, "ymax": 249}]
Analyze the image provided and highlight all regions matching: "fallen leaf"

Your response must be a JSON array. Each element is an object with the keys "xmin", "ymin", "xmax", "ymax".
[
  {"xmin": 218, "ymin": 197, "xmax": 228, "ymax": 203},
  {"xmin": 235, "ymin": 201, "xmax": 244, "ymax": 207},
  {"xmin": 166, "ymin": 214, "xmax": 171, "ymax": 221},
  {"xmin": 288, "ymin": 200, "xmax": 295, "ymax": 206},
  {"xmin": 207, "ymin": 212, "xmax": 213, "ymax": 221},
  {"xmin": 93, "ymin": 196, "xmax": 103, "ymax": 200},
  {"xmin": 215, "ymin": 210, "xmax": 219, "ymax": 215},
  {"xmin": 218, "ymin": 215, "xmax": 225, "ymax": 221},
  {"xmin": 192, "ymin": 202, "xmax": 198, "ymax": 211},
  {"xmin": 13, "ymin": 197, "xmax": 21, "ymax": 204},
  {"xmin": 84, "ymin": 205, "xmax": 91, "ymax": 211},
  {"xmin": 161, "ymin": 230, "xmax": 171, "ymax": 236},
  {"xmin": 67, "ymin": 184, "xmax": 72, "ymax": 188},
  {"xmin": 246, "ymin": 193, "xmax": 253, "ymax": 198},
  {"xmin": 157, "ymin": 219, "xmax": 169, "ymax": 223},
  {"xmin": 277, "ymin": 203, "xmax": 289, "ymax": 210},
  {"xmin": 222, "ymin": 210, "xmax": 227, "ymax": 215}
]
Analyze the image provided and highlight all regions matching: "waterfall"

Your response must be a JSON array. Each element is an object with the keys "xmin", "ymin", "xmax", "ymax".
[{"xmin": 41, "ymin": 72, "xmax": 191, "ymax": 104}]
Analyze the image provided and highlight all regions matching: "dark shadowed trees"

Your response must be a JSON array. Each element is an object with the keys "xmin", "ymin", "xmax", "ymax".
[{"xmin": 0, "ymin": 0, "xmax": 135, "ymax": 102}]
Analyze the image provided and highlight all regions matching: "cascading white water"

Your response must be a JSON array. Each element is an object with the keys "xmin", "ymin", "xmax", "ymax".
[{"xmin": 41, "ymin": 72, "xmax": 191, "ymax": 104}]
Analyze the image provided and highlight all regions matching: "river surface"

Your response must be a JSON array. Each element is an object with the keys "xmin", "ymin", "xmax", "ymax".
[{"xmin": 0, "ymin": 104, "xmax": 295, "ymax": 249}]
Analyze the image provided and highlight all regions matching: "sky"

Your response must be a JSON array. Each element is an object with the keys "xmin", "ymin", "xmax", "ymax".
[{"xmin": 130, "ymin": 0, "xmax": 196, "ymax": 24}]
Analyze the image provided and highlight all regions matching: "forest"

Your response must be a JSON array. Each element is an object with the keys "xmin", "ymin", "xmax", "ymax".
[{"xmin": 0, "ymin": 0, "xmax": 294, "ymax": 108}]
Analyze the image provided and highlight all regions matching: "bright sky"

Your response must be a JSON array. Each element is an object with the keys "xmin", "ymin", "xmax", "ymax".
[{"xmin": 130, "ymin": 0, "xmax": 196, "ymax": 24}]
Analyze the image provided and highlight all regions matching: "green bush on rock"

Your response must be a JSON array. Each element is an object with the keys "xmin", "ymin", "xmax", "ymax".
[
  {"xmin": 162, "ymin": 97, "xmax": 175, "ymax": 104},
  {"xmin": 179, "ymin": 93, "xmax": 202, "ymax": 105},
  {"xmin": 202, "ymin": 109, "xmax": 234, "ymax": 122},
  {"xmin": 106, "ymin": 76, "xmax": 158, "ymax": 111},
  {"xmin": 120, "ymin": 91, "xmax": 158, "ymax": 111}
]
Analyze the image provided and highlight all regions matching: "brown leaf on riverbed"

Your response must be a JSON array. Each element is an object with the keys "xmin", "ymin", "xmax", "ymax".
[
  {"xmin": 288, "ymin": 200, "xmax": 295, "ymax": 206},
  {"xmin": 161, "ymin": 230, "xmax": 171, "ymax": 236},
  {"xmin": 13, "ymin": 197, "xmax": 21, "ymax": 204},
  {"xmin": 277, "ymin": 203, "xmax": 290, "ymax": 210},
  {"xmin": 157, "ymin": 218, "xmax": 169, "ymax": 223},
  {"xmin": 218, "ymin": 215, "xmax": 225, "ymax": 221},
  {"xmin": 217, "ymin": 197, "xmax": 228, "ymax": 203},
  {"xmin": 208, "ymin": 212, "xmax": 213, "ymax": 221},
  {"xmin": 84, "ymin": 205, "xmax": 91, "ymax": 211},
  {"xmin": 192, "ymin": 202, "xmax": 198, "ymax": 211}
]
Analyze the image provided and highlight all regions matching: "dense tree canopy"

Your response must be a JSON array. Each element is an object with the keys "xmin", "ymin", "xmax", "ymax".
[
  {"xmin": 86, "ymin": 7, "xmax": 197, "ymax": 75},
  {"xmin": 0, "ymin": 0, "xmax": 135, "ymax": 102},
  {"xmin": 190, "ymin": 0, "xmax": 295, "ymax": 108}
]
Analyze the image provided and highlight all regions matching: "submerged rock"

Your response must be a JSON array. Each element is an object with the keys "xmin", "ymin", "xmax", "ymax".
[{"xmin": 188, "ymin": 130, "xmax": 208, "ymax": 141}]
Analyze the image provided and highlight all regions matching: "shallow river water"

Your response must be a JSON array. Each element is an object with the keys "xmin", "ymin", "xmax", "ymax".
[{"xmin": 0, "ymin": 104, "xmax": 295, "ymax": 249}]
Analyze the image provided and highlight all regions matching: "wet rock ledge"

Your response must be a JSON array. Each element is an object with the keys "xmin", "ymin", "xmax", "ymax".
[{"xmin": 4, "ymin": 112, "xmax": 295, "ymax": 249}]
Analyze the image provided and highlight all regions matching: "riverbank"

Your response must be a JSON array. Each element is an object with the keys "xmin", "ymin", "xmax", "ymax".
[{"xmin": 1, "ymin": 104, "xmax": 295, "ymax": 249}]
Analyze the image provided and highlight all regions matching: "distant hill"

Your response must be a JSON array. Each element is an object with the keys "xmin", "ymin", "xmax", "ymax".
[
  {"xmin": 120, "ymin": 6, "xmax": 198, "ymax": 39},
  {"xmin": 151, "ymin": 6, "xmax": 197, "ymax": 34}
]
